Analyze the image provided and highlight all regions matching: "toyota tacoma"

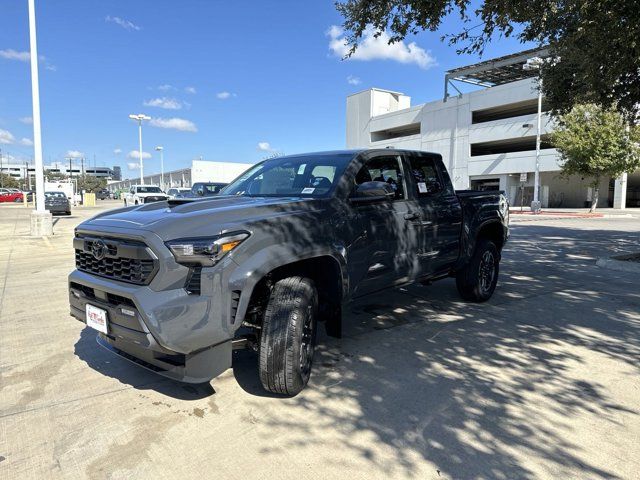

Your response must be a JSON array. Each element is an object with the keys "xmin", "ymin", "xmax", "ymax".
[{"xmin": 69, "ymin": 149, "xmax": 509, "ymax": 396}]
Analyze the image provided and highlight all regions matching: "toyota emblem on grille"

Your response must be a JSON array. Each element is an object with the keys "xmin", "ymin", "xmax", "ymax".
[{"xmin": 91, "ymin": 240, "xmax": 108, "ymax": 260}]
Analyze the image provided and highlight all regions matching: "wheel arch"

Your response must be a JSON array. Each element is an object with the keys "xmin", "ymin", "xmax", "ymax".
[
  {"xmin": 476, "ymin": 220, "xmax": 507, "ymax": 253},
  {"xmin": 230, "ymin": 252, "xmax": 347, "ymax": 335}
]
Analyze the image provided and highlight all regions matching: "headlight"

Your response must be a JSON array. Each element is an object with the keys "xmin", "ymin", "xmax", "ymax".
[{"xmin": 166, "ymin": 232, "xmax": 249, "ymax": 266}]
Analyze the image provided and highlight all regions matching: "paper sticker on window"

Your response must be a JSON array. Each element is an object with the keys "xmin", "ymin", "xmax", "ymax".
[
  {"xmin": 418, "ymin": 182, "xmax": 428, "ymax": 193},
  {"xmin": 301, "ymin": 187, "xmax": 315, "ymax": 194}
]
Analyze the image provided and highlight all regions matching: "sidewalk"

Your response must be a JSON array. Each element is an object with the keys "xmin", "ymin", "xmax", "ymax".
[{"xmin": 509, "ymin": 206, "xmax": 640, "ymax": 221}]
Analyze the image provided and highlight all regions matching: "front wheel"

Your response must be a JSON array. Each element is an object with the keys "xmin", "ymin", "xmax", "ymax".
[
  {"xmin": 259, "ymin": 276, "xmax": 318, "ymax": 396},
  {"xmin": 456, "ymin": 239, "xmax": 500, "ymax": 302}
]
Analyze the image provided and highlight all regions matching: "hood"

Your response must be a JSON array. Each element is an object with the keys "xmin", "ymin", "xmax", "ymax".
[{"xmin": 82, "ymin": 195, "xmax": 325, "ymax": 239}]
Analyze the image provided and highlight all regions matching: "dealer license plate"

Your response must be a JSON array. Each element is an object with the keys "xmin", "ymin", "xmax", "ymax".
[{"xmin": 86, "ymin": 304, "xmax": 108, "ymax": 334}]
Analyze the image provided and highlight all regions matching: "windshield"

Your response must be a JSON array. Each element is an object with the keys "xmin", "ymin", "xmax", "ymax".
[
  {"xmin": 137, "ymin": 186, "xmax": 162, "ymax": 193},
  {"xmin": 199, "ymin": 184, "xmax": 225, "ymax": 194},
  {"xmin": 221, "ymin": 154, "xmax": 352, "ymax": 197}
]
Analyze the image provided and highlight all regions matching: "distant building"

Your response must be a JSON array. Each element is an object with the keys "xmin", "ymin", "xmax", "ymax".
[
  {"xmin": 112, "ymin": 166, "xmax": 122, "ymax": 181},
  {"xmin": 0, "ymin": 160, "xmax": 115, "ymax": 180},
  {"xmin": 346, "ymin": 47, "xmax": 637, "ymax": 208},
  {"xmin": 84, "ymin": 166, "xmax": 115, "ymax": 178}
]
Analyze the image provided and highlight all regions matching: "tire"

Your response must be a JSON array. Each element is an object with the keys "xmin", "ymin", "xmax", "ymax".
[
  {"xmin": 14, "ymin": 198, "xmax": 21, "ymax": 203},
  {"xmin": 456, "ymin": 239, "xmax": 500, "ymax": 302},
  {"xmin": 259, "ymin": 276, "xmax": 318, "ymax": 396},
  {"xmin": 66, "ymin": 211, "xmax": 71, "ymax": 215},
  {"xmin": 123, "ymin": 199, "xmax": 127, "ymax": 206},
  {"xmin": 134, "ymin": 200, "xmax": 139, "ymax": 205}
]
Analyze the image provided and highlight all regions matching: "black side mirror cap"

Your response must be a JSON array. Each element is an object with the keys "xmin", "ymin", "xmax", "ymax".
[{"xmin": 350, "ymin": 181, "xmax": 395, "ymax": 203}]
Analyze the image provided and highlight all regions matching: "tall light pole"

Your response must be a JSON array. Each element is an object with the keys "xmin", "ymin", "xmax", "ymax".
[
  {"xmin": 128, "ymin": 113, "xmax": 150, "ymax": 184},
  {"xmin": 28, "ymin": 0, "xmax": 52, "ymax": 235},
  {"xmin": 523, "ymin": 56, "xmax": 544, "ymax": 213},
  {"xmin": 155, "ymin": 146, "xmax": 164, "ymax": 190}
]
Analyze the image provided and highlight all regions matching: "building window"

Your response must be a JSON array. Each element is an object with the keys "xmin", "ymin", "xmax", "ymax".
[
  {"xmin": 472, "ymin": 99, "xmax": 549, "ymax": 124},
  {"xmin": 370, "ymin": 123, "xmax": 420, "ymax": 142},
  {"xmin": 470, "ymin": 135, "xmax": 553, "ymax": 157}
]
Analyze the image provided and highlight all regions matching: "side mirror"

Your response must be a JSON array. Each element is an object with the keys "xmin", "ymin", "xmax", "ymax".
[
  {"xmin": 350, "ymin": 181, "xmax": 395, "ymax": 203},
  {"xmin": 196, "ymin": 188, "xmax": 204, "ymax": 196}
]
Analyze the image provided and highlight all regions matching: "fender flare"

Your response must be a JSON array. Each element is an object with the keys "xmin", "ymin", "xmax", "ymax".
[{"xmin": 228, "ymin": 244, "xmax": 349, "ymax": 325}]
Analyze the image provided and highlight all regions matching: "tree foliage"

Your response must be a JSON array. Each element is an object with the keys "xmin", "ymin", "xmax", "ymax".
[
  {"xmin": 552, "ymin": 104, "xmax": 640, "ymax": 210},
  {"xmin": 336, "ymin": 0, "xmax": 640, "ymax": 120},
  {"xmin": 0, "ymin": 174, "xmax": 20, "ymax": 189},
  {"xmin": 77, "ymin": 175, "xmax": 107, "ymax": 193}
]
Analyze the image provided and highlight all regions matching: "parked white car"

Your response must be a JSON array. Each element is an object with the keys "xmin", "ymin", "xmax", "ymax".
[
  {"xmin": 166, "ymin": 187, "xmax": 191, "ymax": 199},
  {"xmin": 123, "ymin": 185, "xmax": 169, "ymax": 206}
]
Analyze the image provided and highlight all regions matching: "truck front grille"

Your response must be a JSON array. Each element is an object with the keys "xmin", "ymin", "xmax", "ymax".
[
  {"xmin": 74, "ymin": 235, "xmax": 158, "ymax": 285},
  {"xmin": 143, "ymin": 196, "xmax": 166, "ymax": 203}
]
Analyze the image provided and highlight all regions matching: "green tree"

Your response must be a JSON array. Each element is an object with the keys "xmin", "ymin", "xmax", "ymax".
[
  {"xmin": 552, "ymin": 104, "xmax": 640, "ymax": 212},
  {"xmin": 77, "ymin": 175, "xmax": 107, "ymax": 193},
  {"xmin": 336, "ymin": 0, "xmax": 640, "ymax": 120},
  {"xmin": 0, "ymin": 173, "xmax": 20, "ymax": 189},
  {"xmin": 45, "ymin": 171, "xmax": 68, "ymax": 182}
]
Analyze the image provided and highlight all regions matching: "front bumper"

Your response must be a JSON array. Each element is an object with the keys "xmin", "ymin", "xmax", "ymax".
[{"xmin": 69, "ymin": 277, "xmax": 231, "ymax": 383}]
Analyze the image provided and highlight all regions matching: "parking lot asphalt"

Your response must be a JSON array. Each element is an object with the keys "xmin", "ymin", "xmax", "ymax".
[{"xmin": 1, "ymin": 201, "xmax": 639, "ymax": 479}]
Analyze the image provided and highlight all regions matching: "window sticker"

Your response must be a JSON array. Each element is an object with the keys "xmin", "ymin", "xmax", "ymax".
[
  {"xmin": 301, "ymin": 187, "xmax": 315, "ymax": 194},
  {"xmin": 418, "ymin": 182, "xmax": 428, "ymax": 193}
]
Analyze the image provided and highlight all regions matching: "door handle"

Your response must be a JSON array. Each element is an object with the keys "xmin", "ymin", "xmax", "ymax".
[{"xmin": 404, "ymin": 212, "xmax": 421, "ymax": 221}]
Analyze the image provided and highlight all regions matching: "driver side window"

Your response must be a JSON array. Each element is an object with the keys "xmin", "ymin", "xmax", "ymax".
[{"xmin": 354, "ymin": 156, "xmax": 405, "ymax": 200}]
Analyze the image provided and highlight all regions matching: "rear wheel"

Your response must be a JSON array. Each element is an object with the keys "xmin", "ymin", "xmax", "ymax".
[
  {"xmin": 259, "ymin": 276, "xmax": 318, "ymax": 396},
  {"xmin": 456, "ymin": 239, "xmax": 499, "ymax": 302}
]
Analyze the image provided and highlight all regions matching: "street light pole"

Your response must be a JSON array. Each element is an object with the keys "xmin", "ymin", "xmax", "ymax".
[
  {"xmin": 28, "ymin": 0, "xmax": 52, "ymax": 235},
  {"xmin": 28, "ymin": 0, "xmax": 45, "ymax": 213},
  {"xmin": 128, "ymin": 113, "xmax": 150, "ymax": 185},
  {"xmin": 534, "ymin": 79, "xmax": 542, "ymax": 211},
  {"xmin": 523, "ymin": 56, "xmax": 544, "ymax": 213},
  {"xmin": 155, "ymin": 146, "xmax": 164, "ymax": 190}
]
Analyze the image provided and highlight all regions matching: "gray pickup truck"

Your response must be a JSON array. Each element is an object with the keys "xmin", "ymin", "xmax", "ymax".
[{"xmin": 69, "ymin": 149, "xmax": 509, "ymax": 396}]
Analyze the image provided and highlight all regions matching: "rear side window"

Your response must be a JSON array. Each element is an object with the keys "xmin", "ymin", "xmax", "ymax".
[{"xmin": 409, "ymin": 155, "xmax": 443, "ymax": 196}]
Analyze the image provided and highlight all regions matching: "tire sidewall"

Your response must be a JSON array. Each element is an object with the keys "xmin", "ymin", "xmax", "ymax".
[
  {"xmin": 259, "ymin": 277, "xmax": 318, "ymax": 396},
  {"xmin": 291, "ymin": 284, "xmax": 318, "ymax": 389},
  {"xmin": 472, "ymin": 240, "xmax": 499, "ymax": 301},
  {"xmin": 456, "ymin": 239, "xmax": 500, "ymax": 302}
]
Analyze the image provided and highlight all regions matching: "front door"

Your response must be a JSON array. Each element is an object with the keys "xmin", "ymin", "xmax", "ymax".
[{"xmin": 347, "ymin": 154, "xmax": 421, "ymax": 297}]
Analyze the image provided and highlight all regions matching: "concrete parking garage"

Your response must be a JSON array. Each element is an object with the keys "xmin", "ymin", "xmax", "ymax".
[{"xmin": 1, "ymin": 202, "xmax": 639, "ymax": 479}]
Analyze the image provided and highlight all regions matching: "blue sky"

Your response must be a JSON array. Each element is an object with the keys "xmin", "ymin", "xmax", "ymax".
[{"xmin": 0, "ymin": 1, "xmax": 532, "ymax": 179}]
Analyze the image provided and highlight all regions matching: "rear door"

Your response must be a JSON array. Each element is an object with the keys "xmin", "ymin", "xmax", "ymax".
[{"xmin": 405, "ymin": 153, "xmax": 463, "ymax": 275}]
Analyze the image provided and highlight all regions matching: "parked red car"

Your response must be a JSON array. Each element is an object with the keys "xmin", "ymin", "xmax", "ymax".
[{"xmin": 0, "ymin": 191, "xmax": 24, "ymax": 203}]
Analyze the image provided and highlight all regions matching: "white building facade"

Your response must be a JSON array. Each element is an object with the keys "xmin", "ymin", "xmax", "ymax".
[{"xmin": 346, "ymin": 51, "xmax": 637, "ymax": 208}]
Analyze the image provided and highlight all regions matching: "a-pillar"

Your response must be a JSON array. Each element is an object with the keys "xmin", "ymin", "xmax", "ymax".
[{"xmin": 613, "ymin": 173, "xmax": 628, "ymax": 209}]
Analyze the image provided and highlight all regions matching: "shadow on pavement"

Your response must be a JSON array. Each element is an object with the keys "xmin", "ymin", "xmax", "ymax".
[
  {"xmin": 75, "ymin": 221, "xmax": 640, "ymax": 478},
  {"xmin": 238, "ymin": 223, "xmax": 640, "ymax": 479},
  {"xmin": 73, "ymin": 328, "xmax": 215, "ymax": 400}
]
